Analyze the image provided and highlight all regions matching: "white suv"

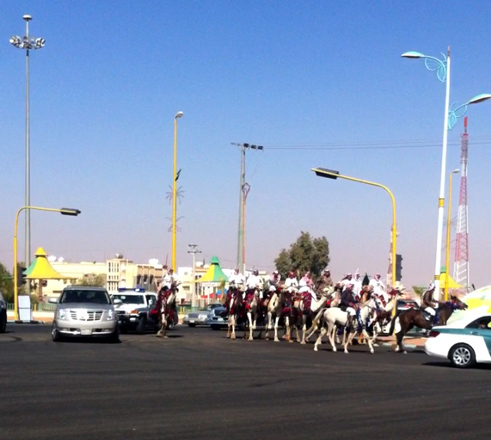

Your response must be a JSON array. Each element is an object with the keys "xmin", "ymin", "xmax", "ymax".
[{"xmin": 111, "ymin": 289, "xmax": 158, "ymax": 333}]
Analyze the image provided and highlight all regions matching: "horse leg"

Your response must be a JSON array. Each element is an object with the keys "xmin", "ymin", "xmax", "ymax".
[
  {"xmin": 274, "ymin": 317, "xmax": 280, "ymax": 342},
  {"xmin": 327, "ymin": 323, "xmax": 337, "ymax": 352},
  {"xmin": 344, "ymin": 329, "xmax": 354, "ymax": 353},
  {"xmin": 231, "ymin": 316, "xmax": 236, "ymax": 340},
  {"xmin": 314, "ymin": 327, "xmax": 327, "ymax": 352},
  {"xmin": 247, "ymin": 312, "xmax": 254, "ymax": 341},
  {"xmin": 363, "ymin": 328, "xmax": 374, "ymax": 354},
  {"xmin": 301, "ymin": 318, "xmax": 307, "ymax": 345}
]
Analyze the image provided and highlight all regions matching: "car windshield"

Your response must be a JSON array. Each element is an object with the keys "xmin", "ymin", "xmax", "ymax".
[
  {"xmin": 111, "ymin": 294, "xmax": 145, "ymax": 305},
  {"xmin": 60, "ymin": 290, "xmax": 111, "ymax": 305}
]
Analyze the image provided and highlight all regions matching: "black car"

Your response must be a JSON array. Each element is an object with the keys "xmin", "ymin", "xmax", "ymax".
[
  {"xmin": 205, "ymin": 306, "xmax": 229, "ymax": 330},
  {"xmin": 0, "ymin": 291, "xmax": 7, "ymax": 333}
]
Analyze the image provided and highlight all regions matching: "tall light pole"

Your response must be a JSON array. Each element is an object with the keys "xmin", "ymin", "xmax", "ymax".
[
  {"xmin": 402, "ymin": 48, "xmax": 491, "ymax": 300},
  {"xmin": 242, "ymin": 183, "xmax": 251, "ymax": 273},
  {"xmin": 13, "ymin": 206, "xmax": 81, "ymax": 320},
  {"xmin": 172, "ymin": 111, "xmax": 183, "ymax": 271},
  {"xmin": 444, "ymin": 169, "xmax": 459, "ymax": 301},
  {"xmin": 231, "ymin": 143, "xmax": 263, "ymax": 274},
  {"xmin": 10, "ymin": 15, "xmax": 45, "ymax": 280},
  {"xmin": 188, "ymin": 244, "xmax": 201, "ymax": 308},
  {"xmin": 312, "ymin": 167, "xmax": 398, "ymax": 287}
]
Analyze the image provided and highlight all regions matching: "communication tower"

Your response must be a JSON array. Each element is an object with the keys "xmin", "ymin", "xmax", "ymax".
[{"xmin": 453, "ymin": 117, "xmax": 470, "ymax": 290}]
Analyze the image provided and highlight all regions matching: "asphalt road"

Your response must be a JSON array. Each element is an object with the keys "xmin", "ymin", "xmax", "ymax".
[{"xmin": 1, "ymin": 324, "xmax": 489, "ymax": 440}]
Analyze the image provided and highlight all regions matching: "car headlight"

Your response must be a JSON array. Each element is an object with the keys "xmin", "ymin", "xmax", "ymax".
[
  {"xmin": 199, "ymin": 314, "xmax": 208, "ymax": 320},
  {"xmin": 57, "ymin": 309, "xmax": 67, "ymax": 320},
  {"xmin": 107, "ymin": 309, "xmax": 116, "ymax": 321}
]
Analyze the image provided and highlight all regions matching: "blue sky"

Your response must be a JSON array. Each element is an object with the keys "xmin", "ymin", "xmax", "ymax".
[{"xmin": 1, "ymin": 1, "xmax": 491, "ymax": 289}]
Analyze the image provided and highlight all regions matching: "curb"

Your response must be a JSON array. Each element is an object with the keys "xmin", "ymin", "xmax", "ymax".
[{"xmin": 8, "ymin": 320, "xmax": 45, "ymax": 324}]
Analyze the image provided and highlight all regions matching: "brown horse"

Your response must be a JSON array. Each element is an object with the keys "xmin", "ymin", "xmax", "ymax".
[{"xmin": 393, "ymin": 295, "xmax": 467, "ymax": 353}]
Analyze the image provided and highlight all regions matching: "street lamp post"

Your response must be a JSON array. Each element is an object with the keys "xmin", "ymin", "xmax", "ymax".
[
  {"xmin": 402, "ymin": 48, "xmax": 491, "ymax": 300},
  {"xmin": 312, "ymin": 167, "xmax": 398, "ymax": 287},
  {"xmin": 188, "ymin": 244, "xmax": 201, "ymax": 308},
  {"xmin": 13, "ymin": 206, "xmax": 81, "ymax": 320},
  {"xmin": 242, "ymin": 183, "xmax": 251, "ymax": 274},
  {"xmin": 444, "ymin": 169, "xmax": 459, "ymax": 301},
  {"xmin": 172, "ymin": 111, "xmax": 183, "ymax": 272},
  {"xmin": 10, "ymin": 15, "xmax": 45, "ymax": 278},
  {"xmin": 232, "ymin": 143, "xmax": 263, "ymax": 274}
]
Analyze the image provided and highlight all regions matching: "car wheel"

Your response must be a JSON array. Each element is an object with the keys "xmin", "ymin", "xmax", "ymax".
[
  {"xmin": 188, "ymin": 323, "xmax": 196, "ymax": 328},
  {"xmin": 449, "ymin": 343, "xmax": 476, "ymax": 368},
  {"xmin": 136, "ymin": 316, "xmax": 147, "ymax": 334},
  {"xmin": 0, "ymin": 311, "xmax": 6, "ymax": 333},
  {"xmin": 107, "ymin": 328, "xmax": 120, "ymax": 343},
  {"xmin": 51, "ymin": 324, "xmax": 63, "ymax": 342},
  {"xmin": 119, "ymin": 325, "xmax": 128, "ymax": 334}
]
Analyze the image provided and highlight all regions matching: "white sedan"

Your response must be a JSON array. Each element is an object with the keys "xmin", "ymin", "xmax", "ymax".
[{"xmin": 425, "ymin": 312, "xmax": 491, "ymax": 368}]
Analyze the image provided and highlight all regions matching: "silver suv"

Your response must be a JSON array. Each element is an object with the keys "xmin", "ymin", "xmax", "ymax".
[
  {"xmin": 0, "ymin": 291, "xmax": 7, "ymax": 333},
  {"xmin": 49, "ymin": 286, "xmax": 119, "ymax": 342}
]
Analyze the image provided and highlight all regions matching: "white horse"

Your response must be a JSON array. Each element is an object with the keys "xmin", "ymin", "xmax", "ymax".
[
  {"xmin": 305, "ymin": 286, "xmax": 339, "ymax": 342},
  {"xmin": 265, "ymin": 287, "xmax": 292, "ymax": 342},
  {"xmin": 313, "ymin": 299, "xmax": 377, "ymax": 354},
  {"xmin": 369, "ymin": 292, "xmax": 401, "ymax": 344}
]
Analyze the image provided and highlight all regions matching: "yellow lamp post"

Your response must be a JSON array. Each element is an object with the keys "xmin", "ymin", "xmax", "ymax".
[
  {"xmin": 13, "ymin": 206, "xmax": 81, "ymax": 320},
  {"xmin": 312, "ymin": 167, "xmax": 398, "ymax": 287},
  {"xmin": 444, "ymin": 169, "xmax": 459, "ymax": 301},
  {"xmin": 172, "ymin": 111, "xmax": 184, "ymax": 271}
]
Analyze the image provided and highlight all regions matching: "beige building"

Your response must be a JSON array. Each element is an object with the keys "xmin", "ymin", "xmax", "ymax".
[{"xmin": 42, "ymin": 255, "xmax": 209, "ymax": 305}]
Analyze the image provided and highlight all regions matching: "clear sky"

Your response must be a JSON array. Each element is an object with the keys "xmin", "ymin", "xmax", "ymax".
[{"xmin": 1, "ymin": 1, "xmax": 491, "ymax": 289}]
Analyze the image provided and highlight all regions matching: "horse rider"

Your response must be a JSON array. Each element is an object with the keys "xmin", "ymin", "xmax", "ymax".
[
  {"xmin": 285, "ymin": 271, "xmax": 299, "ymax": 291},
  {"xmin": 422, "ymin": 282, "xmax": 439, "ymax": 324},
  {"xmin": 229, "ymin": 268, "xmax": 246, "ymax": 290},
  {"xmin": 162, "ymin": 268, "xmax": 179, "ymax": 289},
  {"xmin": 340, "ymin": 282, "xmax": 358, "ymax": 328},
  {"xmin": 269, "ymin": 270, "xmax": 282, "ymax": 286},
  {"xmin": 352, "ymin": 272, "xmax": 362, "ymax": 300},
  {"xmin": 369, "ymin": 273, "xmax": 385, "ymax": 293},
  {"xmin": 340, "ymin": 273, "xmax": 353, "ymax": 287},
  {"xmin": 246, "ymin": 269, "xmax": 263, "ymax": 297}
]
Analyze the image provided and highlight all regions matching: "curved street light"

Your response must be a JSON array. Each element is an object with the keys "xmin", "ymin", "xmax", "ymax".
[
  {"xmin": 402, "ymin": 48, "xmax": 491, "ymax": 300},
  {"xmin": 312, "ymin": 167, "xmax": 397, "ymax": 287},
  {"xmin": 10, "ymin": 15, "xmax": 46, "ymax": 280},
  {"xmin": 13, "ymin": 206, "xmax": 81, "ymax": 321}
]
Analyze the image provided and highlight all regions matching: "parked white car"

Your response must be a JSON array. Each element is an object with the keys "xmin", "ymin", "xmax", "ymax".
[{"xmin": 425, "ymin": 312, "xmax": 491, "ymax": 368}]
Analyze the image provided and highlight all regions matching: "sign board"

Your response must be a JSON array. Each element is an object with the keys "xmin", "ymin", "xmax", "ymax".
[{"xmin": 18, "ymin": 295, "xmax": 32, "ymax": 321}]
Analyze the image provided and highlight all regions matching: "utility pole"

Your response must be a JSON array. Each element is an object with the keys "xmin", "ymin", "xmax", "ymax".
[
  {"xmin": 188, "ymin": 244, "xmax": 201, "ymax": 308},
  {"xmin": 231, "ymin": 143, "xmax": 263, "ymax": 274}
]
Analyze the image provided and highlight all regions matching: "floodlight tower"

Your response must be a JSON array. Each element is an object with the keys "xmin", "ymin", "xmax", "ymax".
[
  {"xmin": 10, "ymin": 15, "xmax": 45, "ymax": 272},
  {"xmin": 453, "ymin": 117, "xmax": 470, "ymax": 289}
]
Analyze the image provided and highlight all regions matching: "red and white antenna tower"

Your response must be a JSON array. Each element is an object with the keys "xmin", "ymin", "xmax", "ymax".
[{"xmin": 453, "ymin": 117, "xmax": 470, "ymax": 290}]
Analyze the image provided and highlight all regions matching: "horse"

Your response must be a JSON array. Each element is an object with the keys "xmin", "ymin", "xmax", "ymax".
[
  {"xmin": 291, "ymin": 287, "xmax": 333, "ymax": 344},
  {"xmin": 226, "ymin": 287, "xmax": 248, "ymax": 340},
  {"xmin": 245, "ymin": 287, "xmax": 260, "ymax": 341},
  {"xmin": 393, "ymin": 295, "xmax": 468, "ymax": 353},
  {"xmin": 305, "ymin": 284, "xmax": 341, "ymax": 342},
  {"xmin": 156, "ymin": 283, "xmax": 178, "ymax": 338},
  {"xmin": 264, "ymin": 286, "xmax": 293, "ymax": 342},
  {"xmin": 313, "ymin": 299, "xmax": 377, "ymax": 354}
]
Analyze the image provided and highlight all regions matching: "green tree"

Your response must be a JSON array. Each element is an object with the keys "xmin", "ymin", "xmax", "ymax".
[
  {"xmin": 0, "ymin": 262, "xmax": 14, "ymax": 303},
  {"xmin": 274, "ymin": 231, "xmax": 330, "ymax": 280}
]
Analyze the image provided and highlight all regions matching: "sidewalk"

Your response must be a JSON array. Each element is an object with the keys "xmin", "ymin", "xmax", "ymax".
[{"xmin": 7, "ymin": 310, "xmax": 53, "ymax": 324}]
